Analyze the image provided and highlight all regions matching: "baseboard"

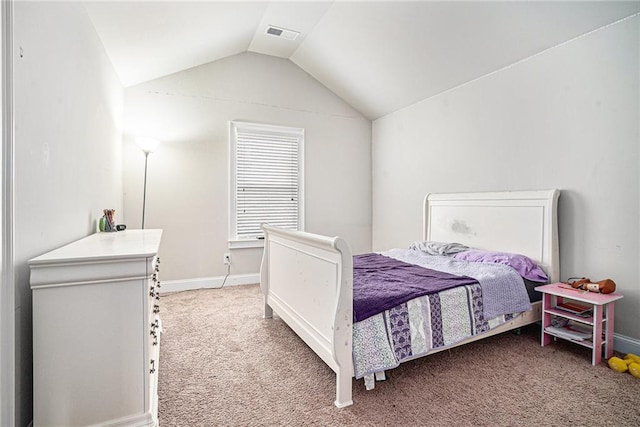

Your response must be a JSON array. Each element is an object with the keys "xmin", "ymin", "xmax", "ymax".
[
  {"xmin": 614, "ymin": 333, "xmax": 640, "ymax": 355},
  {"xmin": 159, "ymin": 274, "xmax": 260, "ymax": 294}
]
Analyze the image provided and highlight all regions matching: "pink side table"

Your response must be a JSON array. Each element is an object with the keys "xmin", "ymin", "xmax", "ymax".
[{"xmin": 535, "ymin": 282, "xmax": 623, "ymax": 365}]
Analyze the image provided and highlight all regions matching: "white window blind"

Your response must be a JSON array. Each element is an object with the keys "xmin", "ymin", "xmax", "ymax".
[{"xmin": 230, "ymin": 121, "xmax": 304, "ymax": 243}]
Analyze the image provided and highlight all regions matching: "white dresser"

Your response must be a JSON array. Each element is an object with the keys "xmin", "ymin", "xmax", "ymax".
[{"xmin": 29, "ymin": 229, "xmax": 163, "ymax": 427}]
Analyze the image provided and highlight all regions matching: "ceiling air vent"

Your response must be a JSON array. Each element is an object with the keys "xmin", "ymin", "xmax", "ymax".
[{"xmin": 266, "ymin": 25, "xmax": 299, "ymax": 41}]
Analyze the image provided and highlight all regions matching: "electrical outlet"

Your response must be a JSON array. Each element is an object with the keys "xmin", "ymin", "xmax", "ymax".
[{"xmin": 223, "ymin": 253, "xmax": 231, "ymax": 265}]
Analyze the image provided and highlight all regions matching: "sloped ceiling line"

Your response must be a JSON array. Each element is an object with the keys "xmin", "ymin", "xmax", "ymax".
[{"xmin": 84, "ymin": 1, "xmax": 640, "ymax": 120}]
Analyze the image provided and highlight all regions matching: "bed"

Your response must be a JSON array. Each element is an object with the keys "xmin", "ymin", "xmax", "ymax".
[{"xmin": 259, "ymin": 189, "xmax": 560, "ymax": 407}]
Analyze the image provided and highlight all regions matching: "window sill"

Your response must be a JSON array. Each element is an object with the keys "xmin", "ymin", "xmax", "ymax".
[{"xmin": 228, "ymin": 239, "xmax": 265, "ymax": 249}]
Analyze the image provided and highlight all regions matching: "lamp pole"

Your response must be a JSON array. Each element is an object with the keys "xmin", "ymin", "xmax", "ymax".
[
  {"xmin": 135, "ymin": 137, "xmax": 159, "ymax": 230},
  {"xmin": 142, "ymin": 150, "xmax": 150, "ymax": 229}
]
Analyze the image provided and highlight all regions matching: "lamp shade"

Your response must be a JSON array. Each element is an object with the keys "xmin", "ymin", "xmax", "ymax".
[{"xmin": 136, "ymin": 137, "xmax": 160, "ymax": 153}]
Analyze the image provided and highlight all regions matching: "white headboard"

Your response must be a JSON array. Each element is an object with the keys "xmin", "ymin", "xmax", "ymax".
[{"xmin": 424, "ymin": 190, "xmax": 560, "ymax": 283}]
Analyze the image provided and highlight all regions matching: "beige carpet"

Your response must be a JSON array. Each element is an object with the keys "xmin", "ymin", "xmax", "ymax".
[{"xmin": 158, "ymin": 285, "xmax": 640, "ymax": 426}]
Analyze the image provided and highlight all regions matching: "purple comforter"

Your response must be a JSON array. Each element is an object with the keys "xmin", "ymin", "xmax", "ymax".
[{"xmin": 353, "ymin": 253, "xmax": 477, "ymax": 322}]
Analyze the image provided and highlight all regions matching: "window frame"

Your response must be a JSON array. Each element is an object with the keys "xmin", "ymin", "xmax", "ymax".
[{"xmin": 229, "ymin": 121, "xmax": 305, "ymax": 249}]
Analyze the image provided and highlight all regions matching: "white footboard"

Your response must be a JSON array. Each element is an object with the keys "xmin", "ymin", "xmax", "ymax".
[{"xmin": 260, "ymin": 225, "xmax": 354, "ymax": 408}]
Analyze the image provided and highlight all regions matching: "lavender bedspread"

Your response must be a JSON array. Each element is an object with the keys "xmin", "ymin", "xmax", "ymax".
[
  {"xmin": 352, "ymin": 284, "xmax": 519, "ymax": 378},
  {"xmin": 353, "ymin": 253, "xmax": 477, "ymax": 322},
  {"xmin": 351, "ymin": 249, "xmax": 533, "ymax": 379},
  {"xmin": 382, "ymin": 248, "xmax": 532, "ymax": 319}
]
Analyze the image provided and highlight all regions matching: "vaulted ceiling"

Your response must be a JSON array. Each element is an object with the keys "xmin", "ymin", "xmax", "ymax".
[{"xmin": 84, "ymin": 1, "xmax": 640, "ymax": 120}]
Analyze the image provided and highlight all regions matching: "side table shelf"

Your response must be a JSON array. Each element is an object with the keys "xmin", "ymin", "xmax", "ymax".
[{"xmin": 535, "ymin": 282, "xmax": 623, "ymax": 365}]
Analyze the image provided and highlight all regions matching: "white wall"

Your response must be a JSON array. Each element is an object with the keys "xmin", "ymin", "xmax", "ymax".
[
  {"xmin": 0, "ymin": 3, "xmax": 8, "ymax": 426},
  {"xmin": 13, "ymin": 2, "xmax": 124, "ymax": 425},
  {"xmin": 123, "ymin": 52, "xmax": 371, "ymax": 282},
  {"xmin": 372, "ymin": 17, "xmax": 640, "ymax": 340}
]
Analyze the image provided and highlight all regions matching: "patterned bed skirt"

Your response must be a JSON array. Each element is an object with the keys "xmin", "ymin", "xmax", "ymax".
[{"xmin": 353, "ymin": 283, "xmax": 518, "ymax": 379}]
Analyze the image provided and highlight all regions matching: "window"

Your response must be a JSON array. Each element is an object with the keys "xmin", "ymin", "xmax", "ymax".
[{"xmin": 229, "ymin": 121, "xmax": 304, "ymax": 248}]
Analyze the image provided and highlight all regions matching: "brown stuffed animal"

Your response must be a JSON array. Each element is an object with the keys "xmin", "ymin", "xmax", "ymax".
[{"xmin": 569, "ymin": 277, "xmax": 616, "ymax": 294}]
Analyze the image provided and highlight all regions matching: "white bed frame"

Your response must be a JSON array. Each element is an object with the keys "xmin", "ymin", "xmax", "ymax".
[{"xmin": 260, "ymin": 189, "xmax": 560, "ymax": 408}]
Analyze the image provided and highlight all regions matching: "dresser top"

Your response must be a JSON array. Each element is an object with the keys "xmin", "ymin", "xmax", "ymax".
[{"xmin": 29, "ymin": 229, "xmax": 163, "ymax": 265}]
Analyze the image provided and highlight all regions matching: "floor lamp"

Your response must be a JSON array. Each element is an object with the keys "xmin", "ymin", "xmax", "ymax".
[{"xmin": 135, "ymin": 137, "xmax": 160, "ymax": 229}]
